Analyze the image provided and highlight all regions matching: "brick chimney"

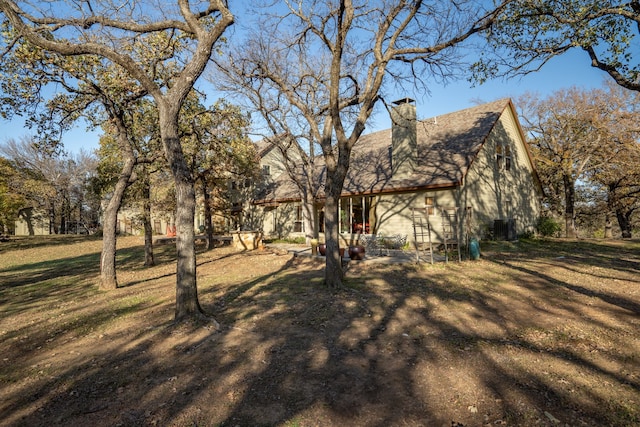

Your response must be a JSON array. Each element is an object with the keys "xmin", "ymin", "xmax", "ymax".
[{"xmin": 390, "ymin": 98, "xmax": 417, "ymax": 178}]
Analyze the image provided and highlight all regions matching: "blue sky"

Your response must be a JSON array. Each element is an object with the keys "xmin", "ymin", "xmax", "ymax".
[
  {"xmin": 1, "ymin": 46, "xmax": 607, "ymax": 155},
  {"xmin": 370, "ymin": 48, "xmax": 608, "ymax": 132}
]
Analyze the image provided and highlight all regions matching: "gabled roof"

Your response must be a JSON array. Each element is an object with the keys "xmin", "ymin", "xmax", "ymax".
[
  {"xmin": 255, "ymin": 98, "xmax": 529, "ymax": 204},
  {"xmin": 254, "ymin": 138, "xmax": 277, "ymax": 157}
]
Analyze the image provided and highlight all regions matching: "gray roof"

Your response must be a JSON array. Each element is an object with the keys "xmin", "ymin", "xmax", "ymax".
[{"xmin": 255, "ymin": 98, "xmax": 519, "ymax": 203}]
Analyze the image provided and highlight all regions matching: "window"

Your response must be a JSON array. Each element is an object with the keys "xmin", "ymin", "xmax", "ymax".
[
  {"xmin": 294, "ymin": 205, "xmax": 303, "ymax": 233},
  {"xmin": 497, "ymin": 144, "xmax": 512, "ymax": 171},
  {"xmin": 338, "ymin": 196, "xmax": 372, "ymax": 234},
  {"xmin": 505, "ymin": 145, "xmax": 512, "ymax": 171},
  {"xmin": 424, "ymin": 196, "xmax": 435, "ymax": 216}
]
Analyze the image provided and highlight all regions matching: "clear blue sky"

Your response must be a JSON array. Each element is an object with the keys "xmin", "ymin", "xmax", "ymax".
[
  {"xmin": 369, "ymin": 48, "xmax": 608, "ymax": 133},
  {"xmin": 1, "ymin": 45, "xmax": 607, "ymax": 155}
]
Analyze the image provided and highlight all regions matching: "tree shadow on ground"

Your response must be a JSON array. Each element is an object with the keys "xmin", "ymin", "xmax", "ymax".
[
  {"xmin": 202, "ymin": 255, "xmax": 638, "ymax": 426},
  {"xmin": 0, "ymin": 235, "xmax": 103, "ymax": 253},
  {"xmin": 1, "ymin": 242, "xmax": 638, "ymax": 426}
]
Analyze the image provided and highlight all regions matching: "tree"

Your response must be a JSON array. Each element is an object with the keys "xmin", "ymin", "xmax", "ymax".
[
  {"xmin": 0, "ymin": 139, "xmax": 58, "ymax": 234},
  {"xmin": 0, "ymin": 31, "xmax": 156, "ymax": 286},
  {"xmin": 180, "ymin": 98, "xmax": 257, "ymax": 249},
  {"xmin": 95, "ymin": 99, "xmax": 162, "ymax": 277},
  {"xmin": 585, "ymin": 83, "xmax": 640, "ymax": 237},
  {"xmin": 474, "ymin": 0, "xmax": 640, "ymax": 92},
  {"xmin": 0, "ymin": 137, "xmax": 98, "ymax": 235},
  {"xmin": 215, "ymin": 60, "xmax": 324, "ymax": 244},
  {"xmin": 218, "ymin": 0, "xmax": 510, "ymax": 288},
  {"xmin": 0, "ymin": 156, "xmax": 25, "ymax": 234},
  {"xmin": 518, "ymin": 83, "xmax": 640, "ymax": 238},
  {"xmin": 518, "ymin": 89, "xmax": 607, "ymax": 237},
  {"xmin": 0, "ymin": 0, "xmax": 233, "ymax": 321}
]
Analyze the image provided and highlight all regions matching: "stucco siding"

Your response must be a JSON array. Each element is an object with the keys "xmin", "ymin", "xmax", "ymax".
[
  {"xmin": 253, "ymin": 100, "xmax": 542, "ymax": 244},
  {"xmin": 14, "ymin": 212, "xmax": 50, "ymax": 236}
]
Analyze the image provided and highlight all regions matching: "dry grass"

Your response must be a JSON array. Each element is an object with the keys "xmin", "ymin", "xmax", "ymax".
[{"xmin": 0, "ymin": 235, "xmax": 638, "ymax": 426}]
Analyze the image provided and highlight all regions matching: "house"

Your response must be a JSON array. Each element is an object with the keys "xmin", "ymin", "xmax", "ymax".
[
  {"xmin": 250, "ymin": 98, "xmax": 543, "ymax": 247},
  {"xmin": 14, "ymin": 207, "xmax": 51, "ymax": 235}
]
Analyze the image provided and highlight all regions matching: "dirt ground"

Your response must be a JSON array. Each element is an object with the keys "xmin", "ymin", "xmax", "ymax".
[{"xmin": 0, "ymin": 236, "xmax": 638, "ymax": 426}]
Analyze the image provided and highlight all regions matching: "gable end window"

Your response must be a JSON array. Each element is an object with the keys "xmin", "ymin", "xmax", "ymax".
[
  {"xmin": 505, "ymin": 145, "xmax": 511, "ymax": 171},
  {"xmin": 496, "ymin": 144, "xmax": 512, "ymax": 171}
]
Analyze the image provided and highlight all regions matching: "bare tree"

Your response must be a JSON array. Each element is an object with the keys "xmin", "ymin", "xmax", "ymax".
[
  {"xmin": 217, "ymin": 0, "xmax": 510, "ymax": 287},
  {"xmin": 0, "ymin": 0, "xmax": 233, "ymax": 322}
]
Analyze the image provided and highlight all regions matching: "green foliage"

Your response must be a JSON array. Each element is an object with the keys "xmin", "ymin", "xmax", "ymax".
[
  {"xmin": 0, "ymin": 157, "xmax": 25, "ymax": 232},
  {"xmin": 269, "ymin": 236, "xmax": 306, "ymax": 244},
  {"xmin": 536, "ymin": 216, "xmax": 561, "ymax": 237},
  {"xmin": 473, "ymin": 0, "xmax": 640, "ymax": 92},
  {"xmin": 519, "ymin": 230, "xmax": 535, "ymax": 240}
]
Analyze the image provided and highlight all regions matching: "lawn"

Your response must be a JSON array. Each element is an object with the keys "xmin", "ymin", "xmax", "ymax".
[{"xmin": 0, "ymin": 235, "xmax": 638, "ymax": 426}]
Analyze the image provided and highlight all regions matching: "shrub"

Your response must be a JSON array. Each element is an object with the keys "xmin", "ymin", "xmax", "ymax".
[
  {"xmin": 519, "ymin": 230, "xmax": 535, "ymax": 240},
  {"xmin": 536, "ymin": 216, "xmax": 561, "ymax": 237}
]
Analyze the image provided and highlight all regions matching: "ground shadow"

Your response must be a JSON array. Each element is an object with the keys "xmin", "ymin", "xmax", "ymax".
[{"xmin": 1, "ymin": 240, "xmax": 638, "ymax": 426}]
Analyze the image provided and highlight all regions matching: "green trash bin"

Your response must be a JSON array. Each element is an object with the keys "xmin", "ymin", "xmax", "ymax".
[{"xmin": 469, "ymin": 237, "xmax": 480, "ymax": 260}]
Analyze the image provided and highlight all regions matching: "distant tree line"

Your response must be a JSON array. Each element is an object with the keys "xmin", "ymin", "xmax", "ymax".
[
  {"xmin": 518, "ymin": 82, "xmax": 640, "ymax": 239},
  {"xmin": 0, "ymin": 139, "xmax": 100, "ymax": 235}
]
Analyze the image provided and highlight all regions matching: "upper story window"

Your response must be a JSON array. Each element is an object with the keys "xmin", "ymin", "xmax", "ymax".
[{"xmin": 497, "ymin": 144, "xmax": 512, "ymax": 171}]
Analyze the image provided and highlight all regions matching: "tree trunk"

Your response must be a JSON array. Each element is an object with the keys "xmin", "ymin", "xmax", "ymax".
[
  {"xmin": 604, "ymin": 211, "xmax": 613, "ymax": 238},
  {"xmin": 142, "ymin": 169, "xmax": 154, "ymax": 267},
  {"xmin": 20, "ymin": 209, "xmax": 35, "ymax": 236},
  {"xmin": 615, "ymin": 208, "xmax": 633, "ymax": 239},
  {"xmin": 203, "ymin": 183, "xmax": 215, "ymax": 250},
  {"xmin": 61, "ymin": 191, "xmax": 70, "ymax": 234},
  {"xmin": 99, "ymin": 147, "xmax": 136, "ymax": 290},
  {"xmin": 100, "ymin": 204, "xmax": 119, "ymax": 290},
  {"xmin": 160, "ymin": 109, "xmax": 204, "ymax": 321},
  {"xmin": 563, "ymin": 174, "xmax": 577, "ymax": 238},
  {"xmin": 323, "ymin": 159, "xmax": 347, "ymax": 288},
  {"xmin": 174, "ymin": 168, "xmax": 201, "ymax": 320},
  {"xmin": 50, "ymin": 201, "xmax": 58, "ymax": 234},
  {"xmin": 323, "ymin": 192, "xmax": 343, "ymax": 288},
  {"xmin": 302, "ymin": 192, "xmax": 317, "ymax": 243}
]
